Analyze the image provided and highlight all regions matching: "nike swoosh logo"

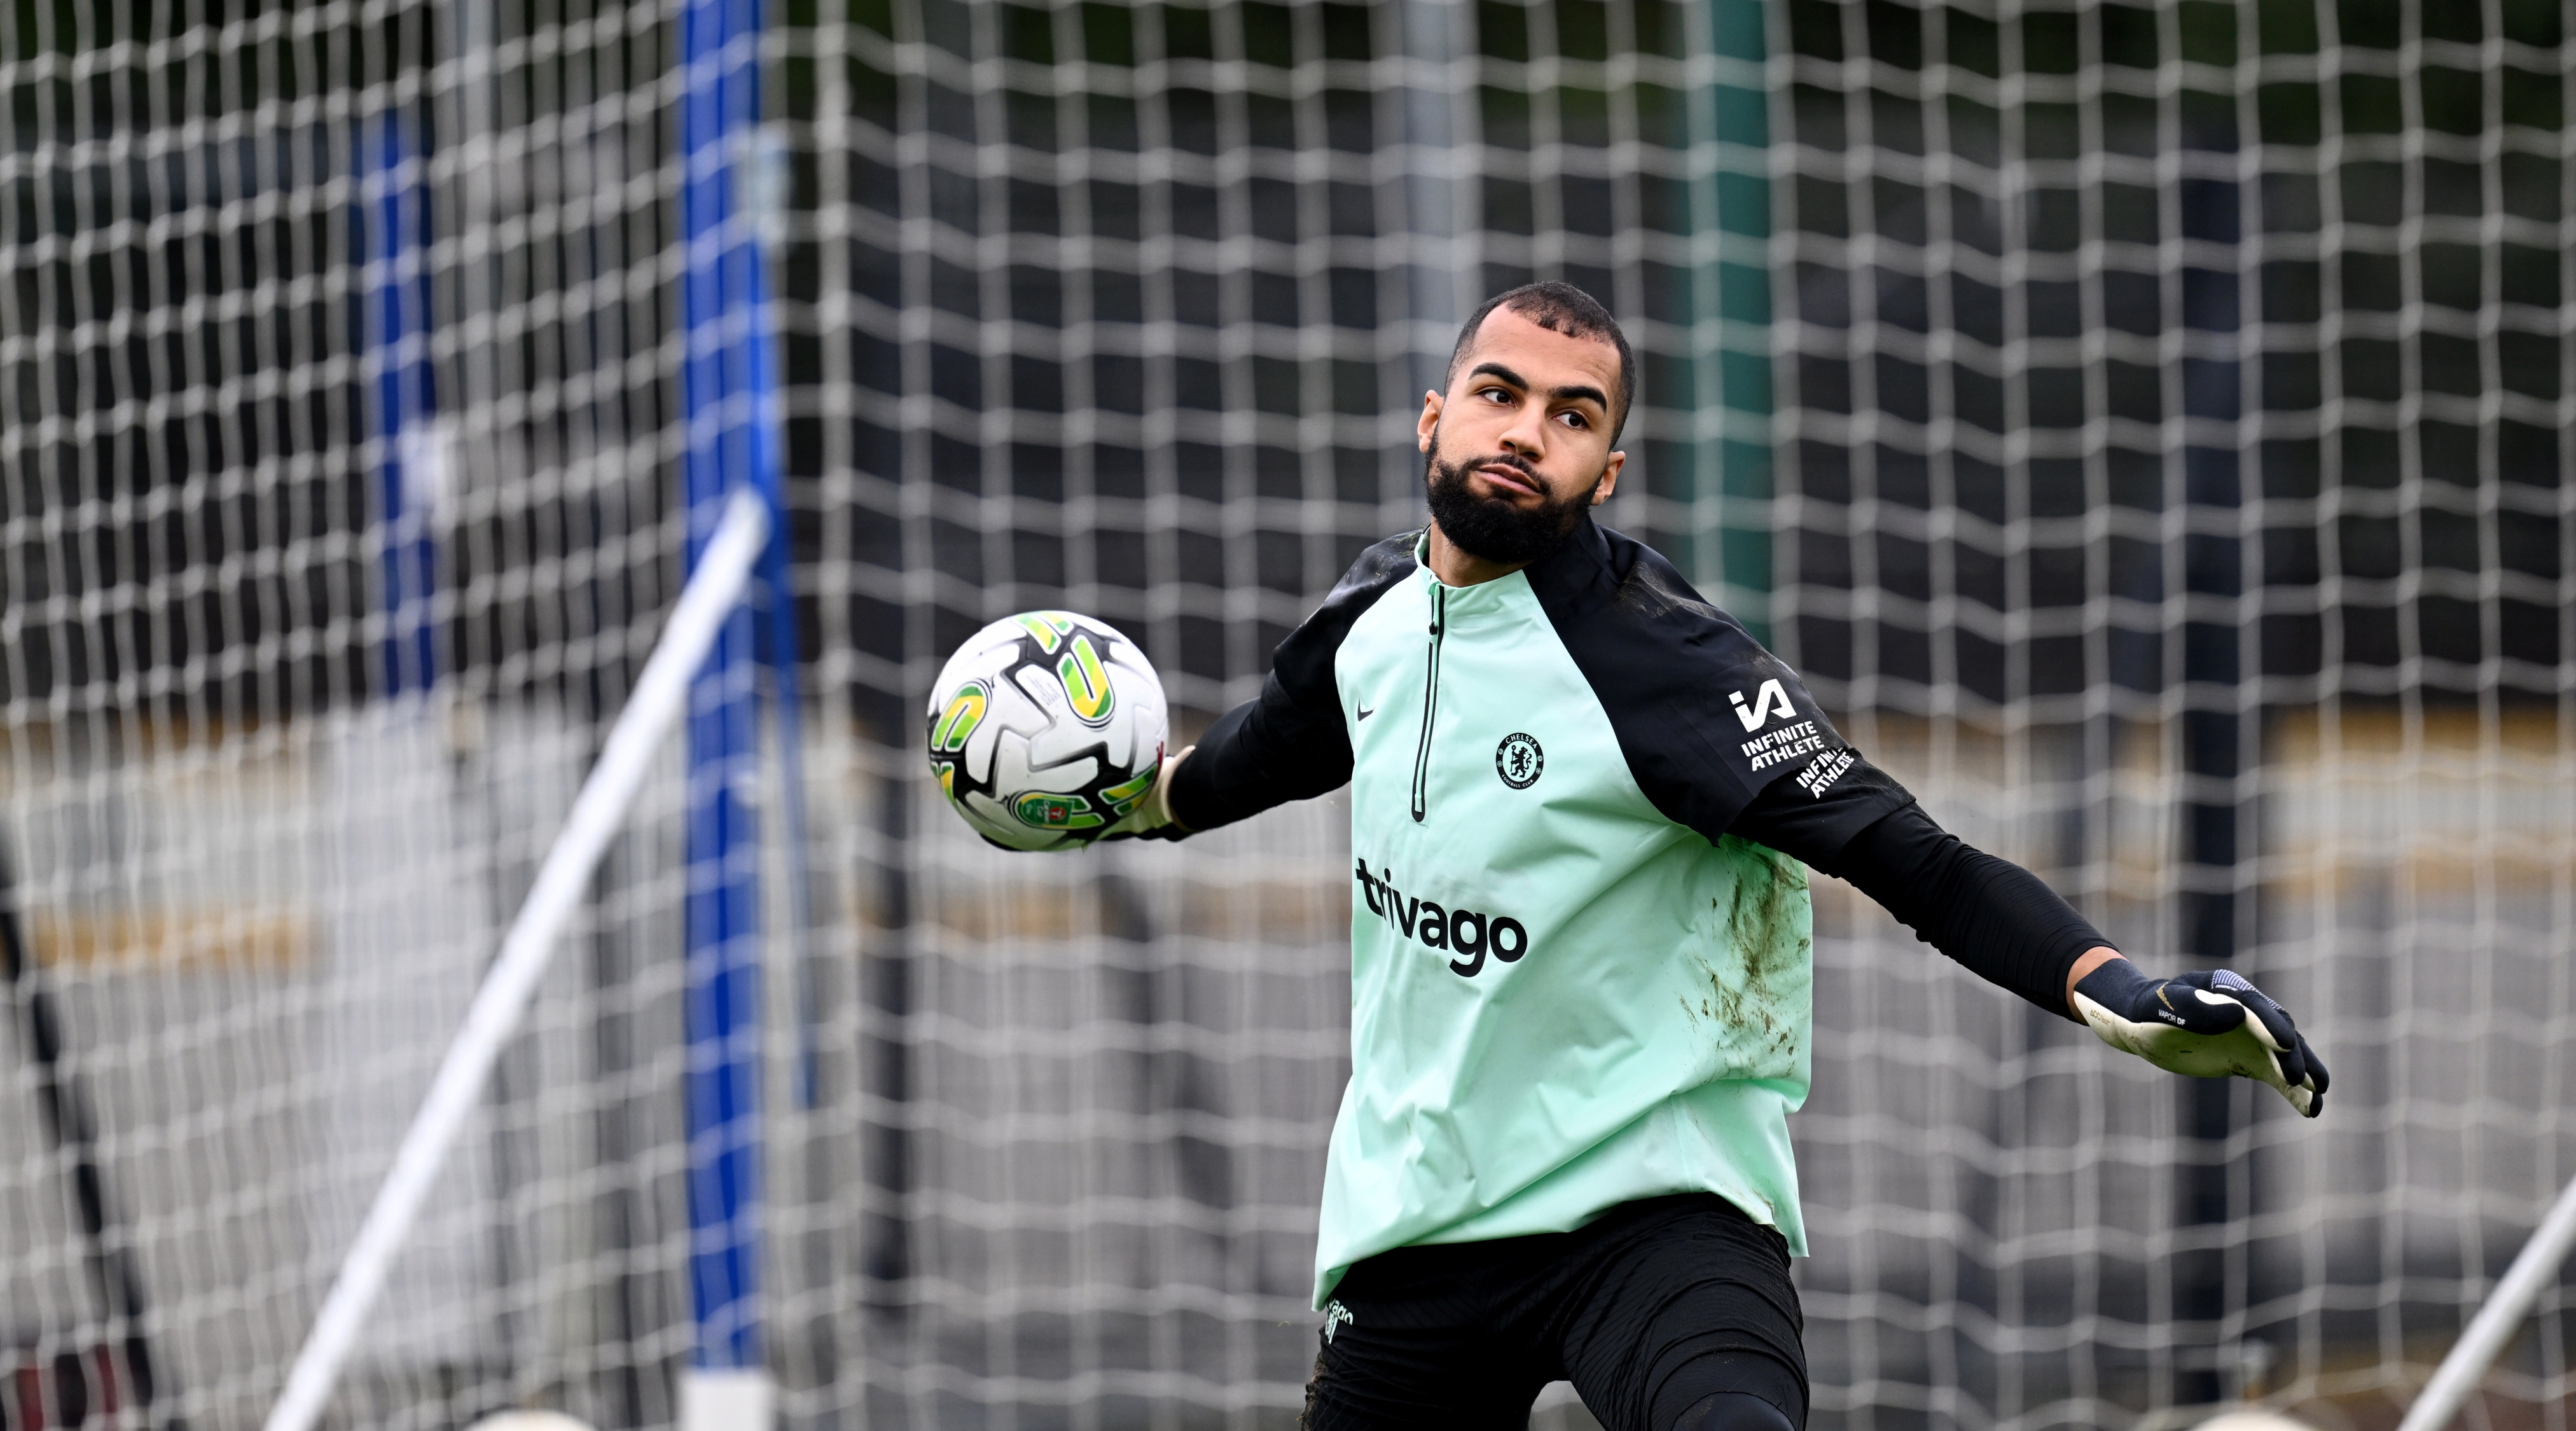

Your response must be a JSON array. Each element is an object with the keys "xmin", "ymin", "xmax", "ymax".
[{"xmin": 1357, "ymin": 704, "xmax": 1376, "ymax": 721}]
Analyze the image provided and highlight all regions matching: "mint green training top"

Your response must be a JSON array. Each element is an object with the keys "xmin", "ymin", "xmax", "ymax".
[{"xmin": 1166, "ymin": 518, "xmax": 1908, "ymax": 1307}]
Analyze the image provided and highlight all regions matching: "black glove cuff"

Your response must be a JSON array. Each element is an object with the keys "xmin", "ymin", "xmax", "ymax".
[{"xmin": 2072, "ymin": 957, "xmax": 2159, "ymax": 1018}]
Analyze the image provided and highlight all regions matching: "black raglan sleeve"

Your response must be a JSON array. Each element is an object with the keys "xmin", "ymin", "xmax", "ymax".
[
  {"xmin": 1527, "ymin": 520, "xmax": 2107, "ymax": 1020},
  {"xmin": 1726, "ymin": 770, "xmax": 2114, "ymax": 1021},
  {"xmin": 1163, "ymin": 534, "xmax": 1418, "ymax": 833},
  {"xmin": 1525, "ymin": 519, "xmax": 1906, "ymax": 842}
]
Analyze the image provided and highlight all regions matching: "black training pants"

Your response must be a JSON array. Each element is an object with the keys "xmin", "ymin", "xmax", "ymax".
[{"xmin": 1300, "ymin": 1193, "xmax": 1808, "ymax": 1431}]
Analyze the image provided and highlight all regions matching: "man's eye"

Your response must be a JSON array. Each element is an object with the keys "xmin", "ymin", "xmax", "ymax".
[{"xmin": 1559, "ymin": 411, "xmax": 1588, "ymax": 428}]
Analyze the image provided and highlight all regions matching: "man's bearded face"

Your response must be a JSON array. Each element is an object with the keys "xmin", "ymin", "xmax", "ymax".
[{"xmin": 1423, "ymin": 422, "xmax": 1603, "ymax": 567}]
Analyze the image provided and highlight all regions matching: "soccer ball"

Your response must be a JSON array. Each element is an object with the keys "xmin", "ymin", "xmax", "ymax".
[{"xmin": 926, "ymin": 611, "xmax": 1168, "ymax": 852}]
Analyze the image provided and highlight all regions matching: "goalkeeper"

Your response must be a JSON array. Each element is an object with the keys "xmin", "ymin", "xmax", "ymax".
[{"xmin": 1112, "ymin": 282, "xmax": 2327, "ymax": 1431}]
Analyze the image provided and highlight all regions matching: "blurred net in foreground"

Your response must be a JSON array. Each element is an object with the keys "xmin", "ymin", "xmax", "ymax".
[{"xmin": 0, "ymin": 0, "xmax": 2571, "ymax": 1428}]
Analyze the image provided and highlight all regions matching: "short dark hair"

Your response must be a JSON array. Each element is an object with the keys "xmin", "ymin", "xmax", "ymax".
[{"xmin": 1443, "ymin": 281, "xmax": 1636, "ymax": 441}]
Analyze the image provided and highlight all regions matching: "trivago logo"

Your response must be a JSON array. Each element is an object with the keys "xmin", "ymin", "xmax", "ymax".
[{"xmin": 1352, "ymin": 859, "xmax": 1530, "ymax": 978}]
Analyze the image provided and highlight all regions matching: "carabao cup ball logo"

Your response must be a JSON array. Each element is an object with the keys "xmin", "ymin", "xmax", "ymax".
[{"xmin": 925, "ymin": 611, "xmax": 1168, "ymax": 852}]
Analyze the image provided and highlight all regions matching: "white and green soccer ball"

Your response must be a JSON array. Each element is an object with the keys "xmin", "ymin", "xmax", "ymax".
[{"xmin": 926, "ymin": 611, "xmax": 1168, "ymax": 852}]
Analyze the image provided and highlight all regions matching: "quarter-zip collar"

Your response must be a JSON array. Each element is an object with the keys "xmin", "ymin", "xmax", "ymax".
[
  {"xmin": 1513, "ymin": 515, "xmax": 1625, "ymax": 619},
  {"xmin": 1411, "ymin": 521, "xmax": 1602, "ymax": 614},
  {"xmin": 1402, "ymin": 521, "xmax": 1606, "ymax": 824}
]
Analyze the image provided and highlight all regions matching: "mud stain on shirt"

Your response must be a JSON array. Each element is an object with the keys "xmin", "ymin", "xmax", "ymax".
[{"xmin": 1680, "ymin": 838, "xmax": 1811, "ymax": 1072}]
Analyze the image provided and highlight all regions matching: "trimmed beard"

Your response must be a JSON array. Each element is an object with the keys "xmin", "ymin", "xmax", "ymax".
[{"xmin": 1423, "ymin": 426, "xmax": 1602, "ymax": 567}]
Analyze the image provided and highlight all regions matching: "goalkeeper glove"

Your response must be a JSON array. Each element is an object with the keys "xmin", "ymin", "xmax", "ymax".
[
  {"xmin": 2071, "ymin": 960, "xmax": 2329, "ymax": 1118},
  {"xmin": 1100, "ymin": 746, "xmax": 1194, "ymax": 841}
]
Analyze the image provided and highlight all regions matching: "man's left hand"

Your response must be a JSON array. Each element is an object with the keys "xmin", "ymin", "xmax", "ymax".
[
  {"xmin": 2072, "ymin": 961, "xmax": 2329, "ymax": 1118},
  {"xmin": 1099, "ymin": 747, "xmax": 1195, "ymax": 842}
]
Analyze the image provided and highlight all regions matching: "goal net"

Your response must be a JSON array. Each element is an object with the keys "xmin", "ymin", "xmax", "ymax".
[
  {"xmin": 0, "ymin": 1, "xmax": 2568, "ymax": 1429},
  {"xmin": 1769, "ymin": 0, "xmax": 2576, "ymax": 1425}
]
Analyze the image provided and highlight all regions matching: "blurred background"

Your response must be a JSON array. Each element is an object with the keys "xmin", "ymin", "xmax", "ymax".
[{"xmin": 1, "ymin": 0, "xmax": 2571, "ymax": 1428}]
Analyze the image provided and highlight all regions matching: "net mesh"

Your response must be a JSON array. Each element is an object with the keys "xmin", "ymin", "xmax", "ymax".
[
  {"xmin": 0, "ymin": 0, "xmax": 2569, "ymax": 1428},
  {"xmin": 1769, "ymin": 0, "xmax": 2576, "ymax": 1425},
  {"xmin": 2, "ymin": 4, "xmax": 702, "ymax": 1428}
]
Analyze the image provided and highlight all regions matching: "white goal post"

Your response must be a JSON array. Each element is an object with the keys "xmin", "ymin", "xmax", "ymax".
[
  {"xmin": 2399, "ymin": 1173, "xmax": 2576, "ymax": 1431},
  {"xmin": 261, "ymin": 489, "xmax": 770, "ymax": 1431}
]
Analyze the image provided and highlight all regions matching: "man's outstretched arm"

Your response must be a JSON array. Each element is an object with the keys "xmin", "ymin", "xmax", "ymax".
[{"xmin": 1729, "ymin": 765, "xmax": 2329, "ymax": 1117}]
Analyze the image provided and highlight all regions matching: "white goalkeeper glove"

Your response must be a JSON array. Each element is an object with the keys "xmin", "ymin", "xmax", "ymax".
[
  {"xmin": 2071, "ymin": 960, "xmax": 2329, "ymax": 1118},
  {"xmin": 1099, "ymin": 746, "xmax": 1194, "ymax": 841}
]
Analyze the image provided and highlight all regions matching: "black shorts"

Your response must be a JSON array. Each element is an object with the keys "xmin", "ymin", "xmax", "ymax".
[{"xmin": 1301, "ymin": 1193, "xmax": 1807, "ymax": 1431}]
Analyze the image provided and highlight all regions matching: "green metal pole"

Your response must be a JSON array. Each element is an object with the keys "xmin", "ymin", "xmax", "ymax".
[{"xmin": 1696, "ymin": 0, "xmax": 1775, "ymax": 639}]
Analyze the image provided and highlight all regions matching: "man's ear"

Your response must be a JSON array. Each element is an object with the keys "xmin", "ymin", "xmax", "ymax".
[
  {"xmin": 1591, "ymin": 450, "xmax": 1625, "ymax": 504},
  {"xmin": 1416, "ymin": 390, "xmax": 1442, "ymax": 452}
]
